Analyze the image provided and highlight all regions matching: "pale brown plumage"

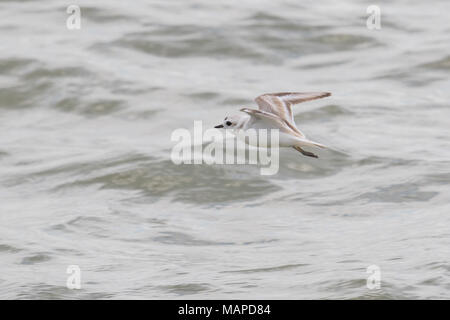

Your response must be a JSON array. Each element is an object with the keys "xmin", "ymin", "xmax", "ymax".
[
  {"xmin": 255, "ymin": 92, "xmax": 331, "ymax": 128},
  {"xmin": 241, "ymin": 92, "xmax": 331, "ymax": 138},
  {"xmin": 241, "ymin": 92, "xmax": 331, "ymax": 158}
]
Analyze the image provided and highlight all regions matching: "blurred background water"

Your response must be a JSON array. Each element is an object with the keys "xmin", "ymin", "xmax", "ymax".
[{"xmin": 0, "ymin": 0, "xmax": 449, "ymax": 299}]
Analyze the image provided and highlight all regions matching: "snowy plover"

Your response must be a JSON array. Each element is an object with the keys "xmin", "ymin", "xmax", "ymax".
[{"xmin": 214, "ymin": 92, "xmax": 331, "ymax": 158}]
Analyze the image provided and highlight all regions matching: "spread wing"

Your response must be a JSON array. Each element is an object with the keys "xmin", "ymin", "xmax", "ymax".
[
  {"xmin": 240, "ymin": 108, "xmax": 304, "ymax": 138},
  {"xmin": 255, "ymin": 92, "xmax": 331, "ymax": 128}
]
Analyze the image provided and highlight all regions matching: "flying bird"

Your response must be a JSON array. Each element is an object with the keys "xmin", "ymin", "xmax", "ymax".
[{"xmin": 214, "ymin": 92, "xmax": 331, "ymax": 158}]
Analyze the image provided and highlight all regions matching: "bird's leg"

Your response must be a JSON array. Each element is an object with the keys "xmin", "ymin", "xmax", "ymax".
[{"xmin": 293, "ymin": 146, "xmax": 318, "ymax": 158}]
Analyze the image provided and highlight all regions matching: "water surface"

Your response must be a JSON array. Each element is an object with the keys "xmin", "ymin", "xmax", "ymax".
[{"xmin": 0, "ymin": 0, "xmax": 449, "ymax": 299}]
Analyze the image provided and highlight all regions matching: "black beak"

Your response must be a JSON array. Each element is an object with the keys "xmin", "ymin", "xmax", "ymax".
[{"xmin": 214, "ymin": 124, "xmax": 224, "ymax": 128}]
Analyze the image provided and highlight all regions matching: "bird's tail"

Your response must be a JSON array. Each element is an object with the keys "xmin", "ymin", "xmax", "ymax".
[{"xmin": 295, "ymin": 138, "xmax": 327, "ymax": 149}]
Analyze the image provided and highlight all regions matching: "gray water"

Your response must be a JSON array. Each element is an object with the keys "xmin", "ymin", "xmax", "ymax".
[{"xmin": 1, "ymin": 0, "xmax": 449, "ymax": 299}]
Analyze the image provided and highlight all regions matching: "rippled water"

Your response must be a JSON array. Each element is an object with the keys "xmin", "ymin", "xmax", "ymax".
[{"xmin": 1, "ymin": 0, "xmax": 449, "ymax": 299}]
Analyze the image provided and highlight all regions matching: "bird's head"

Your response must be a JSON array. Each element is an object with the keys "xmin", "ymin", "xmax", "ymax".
[{"xmin": 214, "ymin": 114, "xmax": 245, "ymax": 129}]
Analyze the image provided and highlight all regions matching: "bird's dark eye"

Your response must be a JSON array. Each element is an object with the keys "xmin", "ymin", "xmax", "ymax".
[{"xmin": 226, "ymin": 121, "xmax": 232, "ymax": 126}]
